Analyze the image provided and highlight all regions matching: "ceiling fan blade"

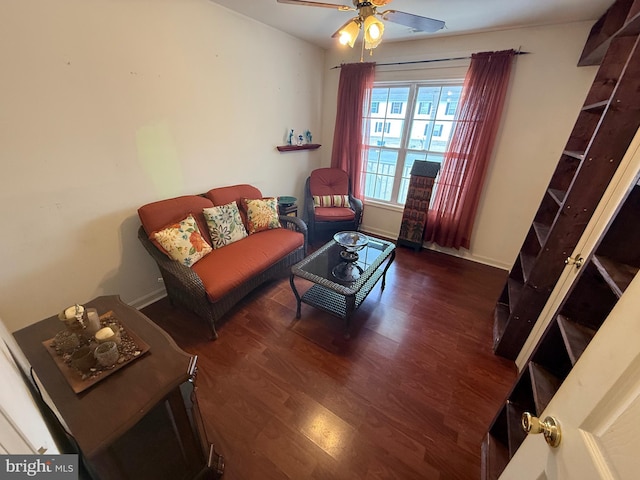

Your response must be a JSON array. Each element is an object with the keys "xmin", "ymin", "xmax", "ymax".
[
  {"xmin": 380, "ymin": 10, "xmax": 445, "ymax": 33},
  {"xmin": 276, "ymin": 0, "xmax": 353, "ymax": 11}
]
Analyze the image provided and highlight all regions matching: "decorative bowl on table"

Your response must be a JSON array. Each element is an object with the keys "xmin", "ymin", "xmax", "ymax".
[
  {"xmin": 333, "ymin": 231, "xmax": 369, "ymax": 253},
  {"xmin": 278, "ymin": 196, "xmax": 297, "ymax": 207},
  {"xmin": 332, "ymin": 232, "xmax": 368, "ymax": 282}
]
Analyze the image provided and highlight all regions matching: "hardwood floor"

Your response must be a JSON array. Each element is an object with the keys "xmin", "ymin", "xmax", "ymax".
[{"xmin": 142, "ymin": 246, "xmax": 517, "ymax": 480}]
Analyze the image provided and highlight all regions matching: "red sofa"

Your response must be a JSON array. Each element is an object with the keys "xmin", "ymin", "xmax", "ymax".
[{"xmin": 137, "ymin": 184, "xmax": 307, "ymax": 338}]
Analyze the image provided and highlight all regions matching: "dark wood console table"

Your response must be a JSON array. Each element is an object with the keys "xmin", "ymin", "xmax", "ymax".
[{"xmin": 13, "ymin": 295, "xmax": 223, "ymax": 480}]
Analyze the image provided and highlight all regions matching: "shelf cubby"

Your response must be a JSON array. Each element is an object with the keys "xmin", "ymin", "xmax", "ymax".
[
  {"xmin": 509, "ymin": 256, "xmax": 525, "ymax": 284},
  {"xmin": 493, "ymin": 303, "xmax": 510, "ymax": 347},
  {"xmin": 557, "ymin": 315, "xmax": 597, "ymax": 365},
  {"xmin": 519, "ymin": 252, "xmax": 536, "ymax": 284},
  {"xmin": 531, "ymin": 222, "xmax": 550, "ymax": 247},
  {"xmin": 510, "ymin": 373, "xmax": 536, "ymax": 414},
  {"xmin": 528, "ymin": 362, "xmax": 562, "ymax": 414},
  {"xmin": 507, "ymin": 278, "xmax": 524, "ymax": 312},
  {"xmin": 505, "ymin": 402, "xmax": 528, "ymax": 457},
  {"xmin": 560, "ymin": 260, "xmax": 619, "ymax": 331},
  {"xmin": 581, "ymin": 100, "xmax": 609, "ymax": 113},
  {"xmin": 547, "ymin": 188, "xmax": 567, "ymax": 207},
  {"xmin": 595, "ymin": 183, "xmax": 640, "ymax": 268},
  {"xmin": 627, "ymin": 0, "xmax": 640, "ymax": 23},
  {"xmin": 532, "ymin": 190, "xmax": 562, "ymax": 244},
  {"xmin": 547, "ymin": 153, "xmax": 583, "ymax": 196},
  {"xmin": 592, "ymin": 255, "xmax": 638, "ymax": 297},
  {"xmin": 564, "ymin": 108, "xmax": 602, "ymax": 152},
  {"xmin": 489, "ymin": 406, "xmax": 509, "ymax": 445},
  {"xmin": 531, "ymin": 319, "xmax": 574, "ymax": 381},
  {"xmin": 481, "ymin": 432, "xmax": 510, "ymax": 480},
  {"xmin": 579, "ymin": 0, "xmax": 636, "ymax": 66}
]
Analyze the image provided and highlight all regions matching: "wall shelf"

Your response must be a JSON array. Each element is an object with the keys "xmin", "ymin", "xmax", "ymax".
[{"xmin": 276, "ymin": 144, "xmax": 321, "ymax": 152}]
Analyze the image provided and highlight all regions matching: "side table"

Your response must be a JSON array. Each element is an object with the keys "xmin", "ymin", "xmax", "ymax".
[
  {"xmin": 13, "ymin": 295, "xmax": 224, "ymax": 480},
  {"xmin": 278, "ymin": 203, "xmax": 298, "ymax": 217}
]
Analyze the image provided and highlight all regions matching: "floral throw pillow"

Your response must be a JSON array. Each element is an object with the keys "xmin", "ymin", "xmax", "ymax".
[
  {"xmin": 242, "ymin": 197, "xmax": 281, "ymax": 234},
  {"xmin": 152, "ymin": 214, "xmax": 212, "ymax": 266},
  {"xmin": 203, "ymin": 201, "xmax": 248, "ymax": 249},
  {"xmin": 313, "ymin": 194, "xmax": 351, "ymax": 208}
]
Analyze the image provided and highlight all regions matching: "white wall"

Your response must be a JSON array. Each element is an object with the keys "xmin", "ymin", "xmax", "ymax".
[
  {"xmin": 321, "ymin": 22, "xmax": 599, "ymax": 269},
  {"xmin": 0, "ymin": 0, "xmax": 325, "ymax": 332},
  {"xmin": 0, "ymin": 1, "xmax": 602, "ymax": 331}
]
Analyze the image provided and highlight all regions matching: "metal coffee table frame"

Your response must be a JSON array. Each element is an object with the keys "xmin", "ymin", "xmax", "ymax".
[{"xmin": 289, "ymin": 237, "xmax": 396, "ymax": 337}]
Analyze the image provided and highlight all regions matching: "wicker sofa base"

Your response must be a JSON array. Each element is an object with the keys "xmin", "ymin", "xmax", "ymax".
[{"xmin": 138, "ymin": 223, "xmax": 306, "ymax": 339}]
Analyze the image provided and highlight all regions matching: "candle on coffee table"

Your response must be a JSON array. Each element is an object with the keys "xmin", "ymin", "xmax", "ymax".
[{"xmin": 95, "ymin": 327, "xmax": 115, "ymax": 343}]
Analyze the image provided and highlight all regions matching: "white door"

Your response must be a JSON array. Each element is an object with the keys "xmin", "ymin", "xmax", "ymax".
[
  {"xmin": 0, "ymin": 318, "xmax": 59, "ymax": 454},
  {"xmin": 500, "ymin": 271, "xmax": 640, "ymax": 479}
]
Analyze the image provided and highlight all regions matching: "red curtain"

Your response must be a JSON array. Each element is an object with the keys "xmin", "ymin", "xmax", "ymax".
[
  {"xmin": 425, "ymin": 49, "xmax": 515, "ymax": 249},
  {"xmin": 330, "ymin": 62, "xmax": 376, "ymax": 199}
]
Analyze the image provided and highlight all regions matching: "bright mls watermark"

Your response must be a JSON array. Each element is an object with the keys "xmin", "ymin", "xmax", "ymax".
[{"xmin": 0, "ymin": 455, "xmax": 78, "ymax": 479}]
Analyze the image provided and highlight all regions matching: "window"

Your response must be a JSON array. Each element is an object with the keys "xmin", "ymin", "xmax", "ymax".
[
  {"xmin": 371, "ymin": 101, "xmax": 379, "ymax": 114},
  {"xmin": 363, "ymin": 83, "xmax": 463, "ymax": 204},
  {"xmin": 418, "ymin": 101, "xmax": 432, "ymax": 115},
  {"xmin": 390, "ymin": 102, "xmax": 403, "ymax": 114},
  {"xmin": 374, "ymin": 122, "xmax": 391, "ymax": 133}
]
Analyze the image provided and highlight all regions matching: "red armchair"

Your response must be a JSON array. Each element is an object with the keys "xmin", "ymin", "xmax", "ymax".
[{"xmin": 304, "ymin": 168, "xmax": 363, "ymax": 242}]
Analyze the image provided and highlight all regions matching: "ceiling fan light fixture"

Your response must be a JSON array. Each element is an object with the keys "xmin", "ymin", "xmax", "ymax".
[
  {"xmin": 338, "ymin": 19, "xmax": 360, "ymax": 48},
  {"xmin": 277, "ymin": 0, "xmax": 446, "ymax": 54},
  {"xmin": 363, "ymin": 15, "xmax": 384, "ymax": 49}
]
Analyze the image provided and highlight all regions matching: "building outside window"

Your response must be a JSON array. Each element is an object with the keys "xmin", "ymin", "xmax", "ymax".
[
  {"xmin": 418, "ymin": 101, "xmax": 432, "ymax": 115},
  {"xmin": 363, "ymin": 82, "xmax": 463, "ymax": 204},
  {"xmin": 374, "ymin": 121, "xmax": 391, "ymax": 134}
]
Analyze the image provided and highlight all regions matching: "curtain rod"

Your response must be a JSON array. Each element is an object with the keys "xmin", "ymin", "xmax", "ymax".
[{"xmin": 330, "ymin": 50, "xmax": 530, "ymax": 70}]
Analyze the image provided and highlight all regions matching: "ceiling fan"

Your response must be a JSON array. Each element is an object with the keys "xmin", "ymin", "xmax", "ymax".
[{"xmin": 276, "ymin": 0, "xmax": 445, "ymax": 51}]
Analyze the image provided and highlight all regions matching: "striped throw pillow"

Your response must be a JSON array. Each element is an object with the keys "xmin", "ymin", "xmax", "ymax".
[{"xmin": 313, "ymin": 195, "xmax": 351, "ymax": 208}]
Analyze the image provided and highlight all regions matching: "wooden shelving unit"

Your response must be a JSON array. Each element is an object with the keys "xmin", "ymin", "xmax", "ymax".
[
  {"xmin": 482, "ymin": 172, "xmax": 640, "ymax": 479},
  {"xmin": 482, "ymin": 2, "xmax": 640, "ymax": 477},
  {"xmin": 492, "ymin": 0, "xmax": 640, "ymax": 360},
  {"xmin": 276, "ymin": 144, "xmax": 321, "ymax": 152}
]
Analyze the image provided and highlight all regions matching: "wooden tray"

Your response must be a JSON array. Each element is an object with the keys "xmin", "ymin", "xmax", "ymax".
[{"xmin": 43, "ymin": 311, "xmax": 150, "ymax": 394}]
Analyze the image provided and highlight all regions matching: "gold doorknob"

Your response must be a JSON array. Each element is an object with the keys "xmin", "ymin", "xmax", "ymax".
[
  {"xmin": 522, "ymin": 412, "xmax": 561, "ymax": 447},
  {"xmin": 565, "ymin": 254, "xmax": 584, "ymax": 269}
]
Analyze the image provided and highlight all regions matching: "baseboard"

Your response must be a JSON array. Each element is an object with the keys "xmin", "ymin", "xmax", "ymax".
[
  {"xmin": 424, "ymin": 243, "xmax": 510, "ymax": 270},
  {"xmin": 128, "ymin": 287, "xmax": 167, "ymax": 310},
  {"xmin": 360, "ymin": 227, "xmax": 510, "ymax": 271}
]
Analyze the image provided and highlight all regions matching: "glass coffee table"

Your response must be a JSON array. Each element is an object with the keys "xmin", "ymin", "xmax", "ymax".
[{"xmin": 289, "ymin": 235, "xmax": 396, "ymax": 338}]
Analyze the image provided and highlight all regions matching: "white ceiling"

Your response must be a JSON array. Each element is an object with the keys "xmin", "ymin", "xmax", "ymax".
[{"xmin": 210, "ymin": 0, "xmax": 614, "ymax": 49}]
